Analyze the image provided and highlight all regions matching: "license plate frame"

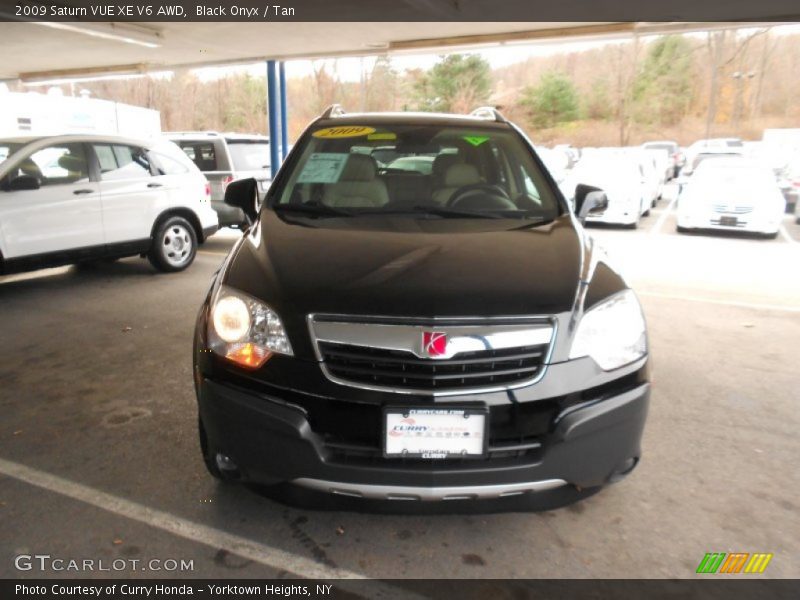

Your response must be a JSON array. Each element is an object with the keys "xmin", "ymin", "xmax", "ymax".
[{"xmin": 383, "ymin": 406, "xmax": 489, "ymax": 459}]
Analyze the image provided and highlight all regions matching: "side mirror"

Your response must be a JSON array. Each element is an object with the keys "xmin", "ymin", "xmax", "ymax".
[
  {"xmin": 574, "ymin": 184, "xmax": 606, "ymax": 215},
  {"xmin": 575, "ymin": 185, "xmax": 608, "ymax": 224},
  {"xmin": 5, "ymin": 175, "xmax": 40, "ymax": 191},
  {"xmin": 223, "ymin": 177, "xmax": 259, "ymax": 224}
]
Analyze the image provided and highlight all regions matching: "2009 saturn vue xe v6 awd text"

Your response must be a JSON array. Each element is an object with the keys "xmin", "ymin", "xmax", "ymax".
[{"xmin": 193, "ymin": 107, "xmax": 650, "ymax": 508}]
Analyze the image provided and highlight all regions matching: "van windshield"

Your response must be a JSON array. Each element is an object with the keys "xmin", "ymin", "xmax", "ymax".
[
  {"xmin": 272, "ymin": 124, "xmax": 561, "ymax": 220},
  {"xmin": 227, "ymin": 141, "xmax": 270, "ymax": 172}
]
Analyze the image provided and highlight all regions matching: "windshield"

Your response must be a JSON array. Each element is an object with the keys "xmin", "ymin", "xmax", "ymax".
[
  {"xmin": 272, "ymin": 123, "xmax": 560, "ymax": 219},
  {"xmin": 693, "ymin": 164, "xmax": 775, "ymax": 191},
  {"xmin": 0, "ymin": 142, "xmax": 26, "ymax": 165},
  {"xmin": 227, "ymin": 141, "xmax": 270, "ymax": 171}
]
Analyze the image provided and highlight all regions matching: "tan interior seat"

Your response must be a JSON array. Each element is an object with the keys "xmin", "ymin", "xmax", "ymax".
[
  {"xmin": 57, "ymin": 154, "xmax": 89, "ymax": 181},
  {"xmin": 432, "ymin": 163, "xmax": 483, "ymax": 205},
  {"xmin": 322, "ymin": 154, "xmax": 389, "ymax": 208}
]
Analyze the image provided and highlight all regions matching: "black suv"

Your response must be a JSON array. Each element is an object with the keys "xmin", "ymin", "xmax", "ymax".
[{"xmin": 193, "ymin": 107, "xmax": 650, "ymax": 508}]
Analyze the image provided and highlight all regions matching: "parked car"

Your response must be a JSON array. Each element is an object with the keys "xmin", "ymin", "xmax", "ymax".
[
  {"xmin": 192, "ymin": 107, "xmax": 650, "ymax": 507},
  {"xmin": 535, "ymin": 145, "xmax": 569, "ymax": 187},
  {"xmin": 638, "ymin": 149, "xmax": 665, "ymax": 206},
  {"xmin": 166, "ymin": 132, "xmax": 271, "ymax": 228},
  {"xmin": 643, "ymin": 141, "xmax": 684, "ymax": 178},
  {"xmin": 685, "ymin": 138, "xmax": 743, "ymax": 171},
  {"xmin": 562, "ymin": 150, "xmax": 651, "ymax": 227},
  {"xmin": 554, "ymin": 143, "xmax": 580, "ymax": 168},
  {"xmin": 0, "ymin": 135, "xmax": 218, "ymax": 274},
  {"xmin": 676, "ymin": 157, "xmax": 785, "ymax": 238},
  {"xmin": 681, "ymin": 148, "xmax": 742, "ymax": 177},
  {"xmin": 779, "ymin": 155, "xmax": 800, "ymax": 216}
]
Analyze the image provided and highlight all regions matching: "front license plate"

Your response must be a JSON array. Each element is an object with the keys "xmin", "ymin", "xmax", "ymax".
[
  {"xmin": 384, "ymin": 408, "xmax": 487, "ymax": 459},
  {"xmin": 719, "ymin": 215, "xmax": 738, "ymax": 227}
]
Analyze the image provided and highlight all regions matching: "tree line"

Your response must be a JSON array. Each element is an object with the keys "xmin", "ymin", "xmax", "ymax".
[{"xmin": 27, "ymin": 28, "xmax": 800, "ymax": 147}]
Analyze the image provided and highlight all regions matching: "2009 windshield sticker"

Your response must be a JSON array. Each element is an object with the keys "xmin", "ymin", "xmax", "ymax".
[
  {"xmin": 313, "ymin": 126, "xmax": 376, "ymax": 139},
  {"xmin": 463, "ymin": 135, "xmax": 490, "ymax": 147},
  {"xmin": 296, "ymin": 153, "xmax": 350, "ymax": 184}
]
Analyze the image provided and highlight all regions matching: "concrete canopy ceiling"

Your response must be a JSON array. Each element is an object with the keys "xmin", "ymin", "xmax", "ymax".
[{"xmin": 0, "ymin": 20, "xmax": 790, "ymax": 82}]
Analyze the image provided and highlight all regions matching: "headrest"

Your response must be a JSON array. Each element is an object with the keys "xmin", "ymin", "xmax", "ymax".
[
  {"xmin": 58, "ymin": 155, "xmax": 86, "ymax": 173},
  {"xmin": 19, "ymin": 159, "xmax": 42, "ymax": 176},
  {"xmin": 444, "ymin": 163, "xmax": 481, "ymax": 188},
  {"xmin": 432, "ymin": 153, "xmax": 460, "ymax": 180},
  {"xmin": 340, "ymin": 154, "xmax": 377, "ymax": 182}
]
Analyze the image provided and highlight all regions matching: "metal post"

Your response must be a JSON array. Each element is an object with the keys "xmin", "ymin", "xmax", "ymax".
[
  {"xmin": 266, "ymin": 60, "xmax": 280, "ymax": 180},
  {"xmin": 279, "ymin": 61, "xmax": 288, "ymax": 161}
]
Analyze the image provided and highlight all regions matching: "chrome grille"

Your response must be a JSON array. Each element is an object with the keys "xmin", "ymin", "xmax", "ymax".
[
  {"xmin": 711, "ymin": 204, "xmax": 753, "ymax": 214},
  {"xmin": 319, "ymin": 342, "xmax": 547, "ymax": 391},
  {"xmin": 309, "ymin": 316, "xmax": 555, "ymax": 395}
]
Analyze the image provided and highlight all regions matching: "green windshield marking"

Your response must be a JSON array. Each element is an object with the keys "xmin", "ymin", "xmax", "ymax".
[{"xmin": 463, "ymin": 135, "xmax": 490, "ymax": 147}]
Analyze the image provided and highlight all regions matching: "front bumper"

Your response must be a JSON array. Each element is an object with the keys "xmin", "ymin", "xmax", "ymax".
[
  {"xmin": 677, "ymin": 210, "xmax": 780, "ymax": 235},
  {"xmin": 197, "ymin": 374, "xmax": 650, "ymax": 499},
  {"xmin": 585, "ymin": 199, "xmax": 641, "ymax": 226}
]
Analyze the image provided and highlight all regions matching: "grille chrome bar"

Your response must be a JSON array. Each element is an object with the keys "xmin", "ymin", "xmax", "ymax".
[
  {"xmin": 308, "ymin": 314, "xmax": 556, "ymax": 396},
  {"xmin": 711, "ymin": 204, "xmax": 753, "ymax": 214}
]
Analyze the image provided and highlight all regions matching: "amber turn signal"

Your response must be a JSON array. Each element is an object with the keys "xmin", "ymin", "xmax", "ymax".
[{"xmin": 224, "ymin": 342, "xmax": 272, "ymax": 369}]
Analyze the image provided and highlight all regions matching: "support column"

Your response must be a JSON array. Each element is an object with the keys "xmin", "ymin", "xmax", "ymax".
[
  {"xmin": 279, "ymin": 61, "xmax": 289, "ymax": 161},
  {"xmin": 266, "ymin": 60, "xmax": 280, "ymax": 179}
]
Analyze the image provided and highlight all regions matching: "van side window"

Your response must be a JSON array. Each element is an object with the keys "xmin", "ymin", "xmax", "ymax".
[{"xmin": 179, "ymin": 143, "xmax": 218, "ymax": 172}]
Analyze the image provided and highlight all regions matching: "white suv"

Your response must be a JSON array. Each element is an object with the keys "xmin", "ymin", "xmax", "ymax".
[{"xmin": 0, "ymin": 134, "xmax": 218, "ymax": 274}]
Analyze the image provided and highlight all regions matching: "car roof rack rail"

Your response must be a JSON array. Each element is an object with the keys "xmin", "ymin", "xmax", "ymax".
[
  {"xmin": 320, "ymin": 104, "xmax": 346, "ymax": 118},
  {"xmin": 470, "ymin": 106, "xmax": 507, "ymax": 123}
]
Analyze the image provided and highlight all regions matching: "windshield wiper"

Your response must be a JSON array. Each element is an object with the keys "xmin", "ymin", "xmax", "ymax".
[{"xmin": 272, "ymin": 203, "xmax": 354, "ymax": 218}]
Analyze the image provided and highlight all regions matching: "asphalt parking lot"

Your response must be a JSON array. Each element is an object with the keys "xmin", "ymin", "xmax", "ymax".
[{"xmin": 1, "ymin": 192, "xmax": 799, "ymax": 582}]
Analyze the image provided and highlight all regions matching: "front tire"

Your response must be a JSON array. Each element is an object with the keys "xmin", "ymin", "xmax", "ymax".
[{"xmin": 148, "ymin": 216, "xmax": 197, "ymax": 272}]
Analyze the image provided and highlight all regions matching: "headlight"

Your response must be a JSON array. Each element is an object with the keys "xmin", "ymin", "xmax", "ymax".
[
  {"xmin": 569, "ymin": 289, "xmax": 647, "ymax": 370},
  {"xmin": 208, "ymin": 285, "xmax": 293, "ymax": 369}
]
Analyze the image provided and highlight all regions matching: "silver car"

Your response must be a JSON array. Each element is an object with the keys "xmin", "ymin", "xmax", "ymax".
[{"xmin": 166, "ymin": 132, "xmax": 271, "ymax": 227}]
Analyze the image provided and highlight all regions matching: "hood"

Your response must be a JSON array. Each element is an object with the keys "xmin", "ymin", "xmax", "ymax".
[{"xmin": 223, "ymin": 211, "xmax": 584, "ymax": 359}]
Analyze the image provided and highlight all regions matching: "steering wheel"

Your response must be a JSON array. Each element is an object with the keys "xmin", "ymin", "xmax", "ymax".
[{"xmin": 446, "ymin": 183, "xmax": 516, "ymax": 210}]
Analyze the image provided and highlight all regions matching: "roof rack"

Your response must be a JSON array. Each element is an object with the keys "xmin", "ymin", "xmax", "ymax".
[
  {"xmin": 320, "ymin": 104, "xmax": 346, "ymax": 118},
  {"xmin": 470, "ymin": 106, "xmax": 507, "ymax": 123}
]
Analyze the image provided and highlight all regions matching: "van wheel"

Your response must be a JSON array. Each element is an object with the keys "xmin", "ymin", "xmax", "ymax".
[{"xmin": 148, "ymin": 216, "xmax": 197, "ymax": 272}]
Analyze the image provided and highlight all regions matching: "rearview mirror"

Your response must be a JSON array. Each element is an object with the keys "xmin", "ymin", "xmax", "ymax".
[
  {"xmin": 5, "ymin": 175, "xmax": 40, "ymax": 192},
  {"xmin": 223, "ymin": 178, "xmax": 259, "ymax": 225}
]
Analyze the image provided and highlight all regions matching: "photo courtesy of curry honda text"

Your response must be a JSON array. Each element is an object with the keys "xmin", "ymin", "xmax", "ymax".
[
  {"xmin": 0, "ymin": 135, "xmax": 219, "ymax": 274},
  {"xmin": 193, "ymin": 107, "xmax": 650, "ymax": 508}
]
